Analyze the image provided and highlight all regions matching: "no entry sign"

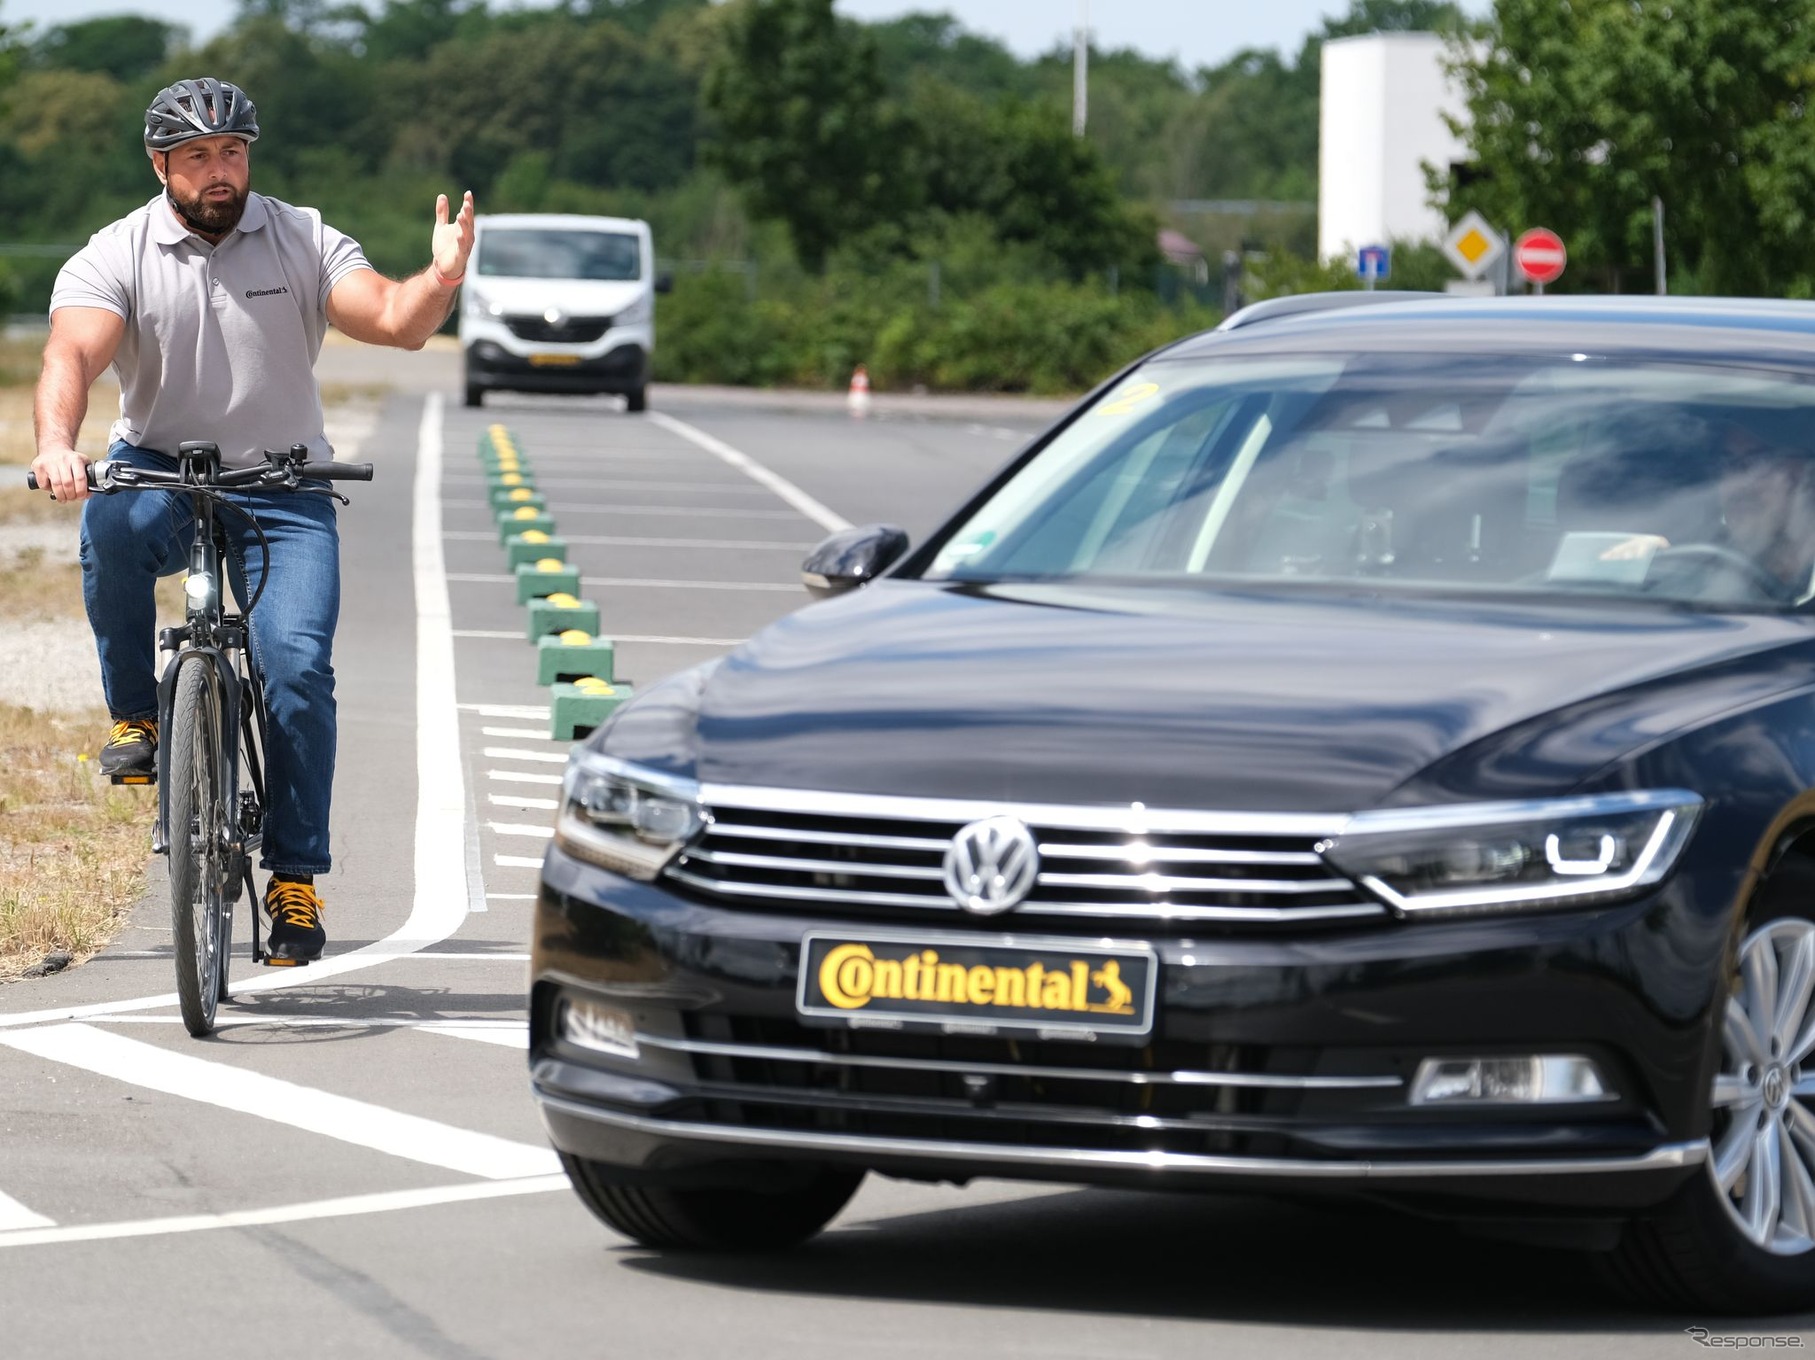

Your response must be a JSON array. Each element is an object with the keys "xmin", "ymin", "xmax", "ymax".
[{"xmin": 1514, "ymin": 228, "xmax": 1567, "ymax": 286}]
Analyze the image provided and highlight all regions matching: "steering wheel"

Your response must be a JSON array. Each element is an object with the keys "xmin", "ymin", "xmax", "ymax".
[{"xmin": 1643, "ymin": 543, "xmax": 1793, "ymax": 603}]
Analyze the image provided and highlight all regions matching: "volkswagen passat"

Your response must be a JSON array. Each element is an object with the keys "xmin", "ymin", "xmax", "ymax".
[{"xmin": 531, "ymin": 296, "xmax": 1815, "ymax": 1313}]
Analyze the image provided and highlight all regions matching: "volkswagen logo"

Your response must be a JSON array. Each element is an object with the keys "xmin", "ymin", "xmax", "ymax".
[{"xmin": 943, "ymin": 816, "xmax": 1039, "ymax": 915}]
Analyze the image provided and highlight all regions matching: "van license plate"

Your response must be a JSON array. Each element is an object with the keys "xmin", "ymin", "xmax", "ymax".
[{"xmin": 529, "ymin": 353, "xmax": 580, "ymax": 367}]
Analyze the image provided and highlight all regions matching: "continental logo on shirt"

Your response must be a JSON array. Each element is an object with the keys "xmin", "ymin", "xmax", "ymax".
[
  {"xmin": 800, "ymin": 934, "xmax": 1155, "ymax": 1036},
  {"xmin": 245, "ymin": 286, "xmax": 290, "ymax": 299}
]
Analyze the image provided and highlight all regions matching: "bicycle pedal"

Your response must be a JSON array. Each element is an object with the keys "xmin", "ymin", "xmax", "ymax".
[{"xmin": 110, "ymin": 772, "xmax": 156, "ymax": 786}]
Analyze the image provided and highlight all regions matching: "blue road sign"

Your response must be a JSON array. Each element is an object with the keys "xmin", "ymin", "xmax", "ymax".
[{"xmin": 1357, "ymin": 244, "xmax": 1391, "ymax": 283}]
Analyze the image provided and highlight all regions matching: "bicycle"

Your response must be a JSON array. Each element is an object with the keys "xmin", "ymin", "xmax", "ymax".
[{"xmin": 28, "ymin": 442, "xmax": 372, "ymax": 1036}]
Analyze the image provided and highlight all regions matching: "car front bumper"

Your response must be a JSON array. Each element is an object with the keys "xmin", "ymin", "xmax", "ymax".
[{"xmin": 528, "ymin": 843, "xmax": 1723, "ymax": 1213}]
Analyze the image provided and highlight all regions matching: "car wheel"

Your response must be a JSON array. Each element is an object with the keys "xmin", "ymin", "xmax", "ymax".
[
  {"xmin": 463, "ymin": 383, "xmax": 484, "ymax": 408},
  {"xmin": 559, "ymin": 1154, "xmax": 862, "ymax": 1251},
  {"xmin": 625, "ymin": 386, "xmax": 648, "ymax": 414},
  {"xmin": 1602, "ymin": 913, "xmax": 1815, "ymax": 1312}
]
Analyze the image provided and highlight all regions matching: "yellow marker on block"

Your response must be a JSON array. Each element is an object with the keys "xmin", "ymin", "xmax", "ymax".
[
  {"xmin": 573, "ymin": 677, "xmax": 616, "ymax": 695},
  {"xmin": 512, "ymin": 505, "xmax": 541, "ymax": 521},
  {"xmin": 499, "ymin": 472, "xmax": 523, "ymax": 486},
  {"xmin": 537, "ymin": 558, "xmax": 568, "ymax": 572},
  {"xmin": 544, "ymin": 592, "xmax": 581, "ymax": 608},
  {"xmin": 557, "ymin": 628, "xmax": 592, "ymax": 645},
  {"xmin": 507, "ymin": 487, "xmax": 535, "ymax": 502},
  {"xmin": 520, "ymin": 530, "xmax": 550, "ymax": 544}
]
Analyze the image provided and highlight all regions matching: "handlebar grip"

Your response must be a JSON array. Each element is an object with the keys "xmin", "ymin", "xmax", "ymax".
[
  {"xmin": 304, "ymin": 461, "xmax": 374, "ymax": 481},
  {"xmin": 25, "ymin": 472, "xmax": 37, "ymax": 490},
  {"xmin": 26, "ymin": 462, "xmax": 107, "ymax": 492}
]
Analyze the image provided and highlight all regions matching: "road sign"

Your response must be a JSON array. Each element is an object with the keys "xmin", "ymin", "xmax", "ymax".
[
  {"xmin": 1513, "ymin": 227, "xmax": 1567, "ymax": 286},
  {"xmin": 1442, "ymin": 210, "xmax": 1506, "ymax": 281},
  {"xmin": 1356, "ymin": 244, "xmax": 1391, "ymax": 285}
]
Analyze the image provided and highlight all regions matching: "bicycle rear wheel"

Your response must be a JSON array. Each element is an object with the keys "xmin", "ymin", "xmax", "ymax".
[{"xmin": 167, "ymin": 660, "xmax": 231, "ymax": 1036}]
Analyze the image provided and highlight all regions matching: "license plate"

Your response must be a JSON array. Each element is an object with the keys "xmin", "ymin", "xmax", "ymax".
[
  {"xmin": 529, "ymin": 353, "xmax": 580, "ymax": 367},
  {"xmin": 798, "ymin": 929, "xmax": 1157, "ymax": 1042}
]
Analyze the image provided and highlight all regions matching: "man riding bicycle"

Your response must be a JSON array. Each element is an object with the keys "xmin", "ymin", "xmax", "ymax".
[{"xmin": 30, "ymin": 77, "xmax": 475, "ymax": 963}]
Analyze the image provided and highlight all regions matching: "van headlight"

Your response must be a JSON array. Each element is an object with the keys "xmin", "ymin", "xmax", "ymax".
[
  {"xmin": 464, "ymin": 290, "xmax": 504, "ymax": 319},
  {"xmin": 554, "ymin": 753, "xmax": 703, "ymax": 880},
  {"xmin": 1321, "ymin": 791, "xmax": 1701, "ymax": 917},
  {"xmin": 613, "ymin": 294, "xmax": 651, "ymax": 326}
]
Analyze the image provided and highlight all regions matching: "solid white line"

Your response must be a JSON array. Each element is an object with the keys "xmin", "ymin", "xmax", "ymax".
[
  {"xmin": 488, "ymin": 770, "xmax": 562, "ymax": 786},
  {"xmin": 458, "ymin": 631, "xmax": 743, "ymax": 647},
  {"xmin": 453, "ymin": 629, "xmax": 531, "ymax": 640},
  {"xmin": 494, "ymin": 855, "xmax": 544, "ymax": 869},
  {"xmin": 458, "ymin": 703, "xmax": 551, "ymax": 719},
  {"xmin": 487, "ymin": 792, "xmax": 558, "ymax": 811},
  {"xmin": 487, "ymin": 822, "xmax": 553, "ymax": 840},
  {"xmin": 448, "ymin": 500, "xmax": 803, "ymax": 520},
  {"xmin": 483, "ymin": 747, "xmax": 569, "ymax": 764},
  {"xmin": 0, "ymin": 1176, "xmax": 569, "ymax": 1250},
  {"xmin": 418, "ymin": 1023, "xmax": 528, "ymax": 1049},
  {"xmin": 86, "ymin": 1014, "xmax": 527, "ymax": 1029},
  {"xmin": 448, "ymin": 476, "xmax": 768, "ymax": 495},
  {"xmin": 0, "ymin": 1025, "xmax": 557, "ymax": 1180},
  {"xmin": 450, "ymin": 573, "xmax": 795, "ymax": 591},
  {"xmin": 486, "ymin": 893, "xmax": 536, "ymax": 901},
  {"xmin": 0, "ymin": 394, "xmax": 471, "ymax": 1030},
  {"xmin": 0, "ymin": 1190, "xmax": 54, "ymax": 1231},
  {"xmin": 480, "ymin": 726, "xmax": 557, "ymax": 741},
  {"xmin": 646, "ymin": 411, "xmax": 852, "ymax": 534},
  {"xmin": 445, "ymin": 532, "xmax": 807, "ymax": 550}
]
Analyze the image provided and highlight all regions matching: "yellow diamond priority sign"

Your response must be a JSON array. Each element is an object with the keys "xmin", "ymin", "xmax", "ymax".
[{"xmin": 1442, "ymin": 210, "xmax": 1506, "ymax": 281}]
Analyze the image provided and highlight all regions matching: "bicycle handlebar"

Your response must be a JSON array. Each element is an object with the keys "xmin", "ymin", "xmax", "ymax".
[{"xmin": 26, "ymin": 456, "xmax": 373, "ymax": 493}]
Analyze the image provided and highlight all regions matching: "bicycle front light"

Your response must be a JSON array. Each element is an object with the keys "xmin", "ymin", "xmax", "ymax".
[
  {"xmin": 1321, "ymin": 791, "xmax": 1702, "ymax": 917},
  {"xmin": 183, "ymin": 572, "xmax": 213, "ymax": 605},
  {"xmin": 554, "ymin": 753, "xmax": 703, "ymax": 880}
]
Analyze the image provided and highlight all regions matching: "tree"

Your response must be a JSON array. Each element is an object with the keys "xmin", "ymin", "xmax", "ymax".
[
  {"xmin": 701, "ymin": 0, "xmax": 899, "ymax": 270},
  {"xmin": 1446, "ymin": 0, "xmax": 1815, "ymax": 296},
  {"xmin": 31, "ymin": 16, "xmax": 180, "ymax": 81}
]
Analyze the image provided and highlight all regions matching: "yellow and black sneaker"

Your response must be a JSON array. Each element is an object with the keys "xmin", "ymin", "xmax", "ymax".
[
  {"xmin": 98, "ymin": 718, "xmax": 158, "ymax": 778},
  {"xmin": 264, "ymin": 876, "xmax": 327, "ymax": 964}
]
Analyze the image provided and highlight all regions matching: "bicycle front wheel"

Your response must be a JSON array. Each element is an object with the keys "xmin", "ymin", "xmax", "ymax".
[{"xmin": 167, "ymin": 659, "xmax": 230, "ymax": 1036}]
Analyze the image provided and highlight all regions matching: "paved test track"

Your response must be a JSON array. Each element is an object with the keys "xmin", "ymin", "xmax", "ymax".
[{"xmin": 0, "ymin": 380, "xmax": 1761, "ymax": 1357}]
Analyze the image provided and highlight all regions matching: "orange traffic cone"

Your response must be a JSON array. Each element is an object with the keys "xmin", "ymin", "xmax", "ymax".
[{"xmin": 847, "ymin": 364, "xmax": 872, "ymax": 418}]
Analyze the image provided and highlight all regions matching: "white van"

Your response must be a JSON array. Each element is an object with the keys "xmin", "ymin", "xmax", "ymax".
[{"xmin": 458, "ymin": 213, "xmax": 669, "ymax": 411}]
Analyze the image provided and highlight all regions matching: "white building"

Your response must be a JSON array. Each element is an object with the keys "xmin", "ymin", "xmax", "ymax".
[{"xmin": 1318, "ymin": 33, "xmax": 1471, "ymax": 263}]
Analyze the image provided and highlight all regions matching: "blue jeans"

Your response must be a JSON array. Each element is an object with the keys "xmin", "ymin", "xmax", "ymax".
[{"xmin": 80, "ymin": 442, "xmax": 340, "ymax": 876}]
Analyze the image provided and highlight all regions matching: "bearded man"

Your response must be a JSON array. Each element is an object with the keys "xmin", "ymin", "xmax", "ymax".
[{"xmin": 29, "ymin": 77, "xmax": 475, "ymax": 962}]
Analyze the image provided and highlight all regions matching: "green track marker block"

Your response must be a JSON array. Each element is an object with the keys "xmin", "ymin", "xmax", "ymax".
[
  {"xmin": 537, "ymin": 631, "xmax": 615, "ymax": 684},
  {"xmin": 490, "ymin": 488, "xmax": 548, "ymax": 514},
  {"xmin": 480, "ymin": 454, "xmax": 529, "ymax": 477},
  {"xmin": 486, "ymin": 469, "xmax": 535, "ymax": 493},
  {"xmin": 526, "ymin": 595, "xmax": 600, "ymax": 639},
  {"xmin": 504, "ymin": 533, "xmax": 566, "ymax": 569},
  {"xmin": 498, "ymin": 509, "xmax": 556, "ymax": 543},
  {"xmin": 550, "ymin": 680, "xmax": 634, "ymax": 741},
  {"xmin": 516, "ymin": 561, "xmax": 581, "ymax": 603}
]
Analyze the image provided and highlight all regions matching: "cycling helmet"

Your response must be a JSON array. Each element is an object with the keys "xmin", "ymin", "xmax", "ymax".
[{"xmin": 144, "ymin": 78, "xmax": 259, "ymax": 151}]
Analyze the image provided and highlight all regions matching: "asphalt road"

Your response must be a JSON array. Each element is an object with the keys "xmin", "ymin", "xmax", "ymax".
[{"xmin": 0, "ymin": 379, "xmax": 1774, "ymax": 1357}]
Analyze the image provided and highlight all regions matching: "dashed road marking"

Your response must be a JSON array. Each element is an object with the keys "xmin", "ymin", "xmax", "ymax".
[
  {"xmin": 0, "ymin": 1189, "xmax": 54, "ymax": 1231},
  {"xmin": 486, "ymin": 823, "xmax": 553, "ymax": 841},
  {"xmin": 488, "ymin": 770, "xmax": 562, "ymax": 786},
  {"xmin": 494, "ymin": 855, "xmax": 544, "ymax": 869},
  {"xmin": 458, "ymin": 703, "xmax": 551, "ymax": 719},
  {"xmin": 482, "ymin": 747, "xmax": 568, "ymax": 764},
  {"xmin": 480, "ymin": 726, "xmax": 560, "ymax": 741},
  {"xmin": 647, "ymin": 411, "xmax": 853, "ymax": 534},
  {"xmin": 488, "ymin": 792, "xmax": 558, "ymax": 811}
]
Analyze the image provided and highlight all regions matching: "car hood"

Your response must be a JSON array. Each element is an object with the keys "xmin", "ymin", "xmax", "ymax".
[
  {"xmin": 466, "ymin": 276, "xmax": 643, "ymax": 316},
  {"xmin": 606, "ymin": 582, "xmax": 1815, "ymax": 814}
]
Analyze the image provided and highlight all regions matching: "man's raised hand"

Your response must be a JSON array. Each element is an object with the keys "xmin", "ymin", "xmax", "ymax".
[{"xmin": 432, "ymin": 190, "xmax": 476, "ymax": 283}]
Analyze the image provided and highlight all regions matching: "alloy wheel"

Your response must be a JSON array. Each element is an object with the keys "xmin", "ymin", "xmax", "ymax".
[{"xmin": 1710, "ymin": 917, "xmax": 1815, "ymax": 1254}]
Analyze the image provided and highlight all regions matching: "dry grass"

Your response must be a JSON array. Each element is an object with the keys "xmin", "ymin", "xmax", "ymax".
[
  {"xmin": 0, "ymin": 334, "xmax": 121, "ymax": 466},
  {"xmin": 0, "ymin": 704, "xmax": 153, "ymax": 981},
  {"xmin": 0, "ymin": 546, "xmax": 85, "ymax": 622}
]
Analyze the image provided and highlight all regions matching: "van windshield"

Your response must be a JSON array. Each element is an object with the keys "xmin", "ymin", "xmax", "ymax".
[{"xmin": 476, "ymin": 229, "xmax": 641, "ymax": 282}]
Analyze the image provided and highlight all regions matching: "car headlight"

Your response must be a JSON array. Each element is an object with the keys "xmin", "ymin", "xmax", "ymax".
[
  {"xmin": 1321, "ymin": 790, "xmax": 1702, "ymax": 917},
  {"xmin": 613, "ymin": 294, "xmax": 651, "ymax": 326},
  {"xmin": 554, "ymin": 753, "xmax": 704, "ymax": 880},
  {"xmin": 464, "ymin": 290, "xmax": 504, "ymax": 319}
]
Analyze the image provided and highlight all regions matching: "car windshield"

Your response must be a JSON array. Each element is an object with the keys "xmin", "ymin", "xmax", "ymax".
[
  {"xmin": 922, "ymin": 351, "xmax": 1815, "ymax": 611},
  {"xmin": 476, "ymin": 229, "xmax": 641, "ymax": 281}
]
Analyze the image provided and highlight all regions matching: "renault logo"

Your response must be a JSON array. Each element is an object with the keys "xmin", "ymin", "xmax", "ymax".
[
  {"xmin": 943, "ymin": 816, "xmax": 1039, "ymax": 915},
  {"xmin": 544, "ymin": 307, "xmax": 565, "ymax": 326}
]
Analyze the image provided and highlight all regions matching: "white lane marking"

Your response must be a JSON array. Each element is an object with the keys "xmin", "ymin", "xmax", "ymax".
[
  {"xmin": 458, "ymin": 630, "xmax": 744, "ymax": 646},
  {"xmin": 488, "ymin": 792, "xmax": 558, "ymax": 811},
  {"xmin": 0, "ymin": 1190, "xmax": 55, "ymax": 1231},
  {"xmin": 419, "ymin": 1023, "xmax": 529, "ymax": 1049},
  {"xmin": 494, "ymin": 855, "xmax": 544, "ymax": 869},
  {"xmin": 0, "ymin": 1175, "xmax": 569, "ymax": 1251},
  {"xmin": 447, "ymin": 476, "xmax": 769, "ymax": 495},
  {"xmin": 459, "ymin": 703, "xmax": 551, "ymax": 719},
  {"xmin": 480, "ymin": 726, "xmax": 559, "ymax": 741},
  {"xmin": 444, "ymin": 531, "xmax": 807, "ymax": 550},
  {"xmin": 647, "ymin": 410, "xmax": 852, "ymax": 534},
  {"xmin": 449, "ymin": 501, "xmax": 803, "ymax": 520},
  {"xmin": 449, "ymin": 573, "xmax": 795, "ymax": 592},
  {"xmin": 88, "ymin": 1012, "xmax": 528, "ymax": 1029},
  {"xmin": 0, "ymin": 395, "xmax": 470, "ymax": 1030},
  {"xmin": 483, "ymin": 747, "xmax": 569, "ymax": 764},
  {"xmin": 487, "ymin": 893, "xmax": 536, "ymax": 901},
  {"xmin": 0, "ymin": 1025, "xmax": 557, "ymax": 1180},
  {"xmin": 489, "ymin": 770, "xmax": 562, "ymax": 787},
  {"xmin": 487, "ymin": 823, "xmax": 553, "ymax": 841}
]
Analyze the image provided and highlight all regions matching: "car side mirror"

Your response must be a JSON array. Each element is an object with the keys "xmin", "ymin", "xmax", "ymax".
[
  {"xmin": 654, "ymin": 271, "xmax": 674, "ymax": 295},
  {"xmin": 801, "ymin": 524, "xmax": 910, "ymax": 599}
]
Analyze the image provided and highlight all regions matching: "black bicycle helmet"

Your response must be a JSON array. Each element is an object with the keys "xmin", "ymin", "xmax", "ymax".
[{"xmin": 144, "ymin": 78, "xmax": 259, "ymax": 151}]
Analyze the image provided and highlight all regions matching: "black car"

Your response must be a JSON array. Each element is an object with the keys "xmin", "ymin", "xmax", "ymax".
[{"xmin": 530, "ymin": 296, "xmax": 1815, "ymax": 1313}]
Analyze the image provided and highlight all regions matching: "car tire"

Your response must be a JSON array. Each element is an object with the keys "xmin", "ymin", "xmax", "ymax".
[
  {"xmin": 1600, "ymin": 889, "xmax": 1815, "ymax": 1313},
  {"xmin": 559, "ymin": 1154, "xmax": 862, "ymax": 1251},
  {"xmin": 625, "ymin": 386, "xmax": 648, "ymax": 414},
  {"xmin": 463, "ymin": 383, "xmax": 484, "ymax": 409}
]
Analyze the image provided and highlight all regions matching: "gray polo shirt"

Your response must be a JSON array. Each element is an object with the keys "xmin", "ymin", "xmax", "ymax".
[{"xmin": 50, "ymin": 192, "xmax": 373, "ymax": 468}]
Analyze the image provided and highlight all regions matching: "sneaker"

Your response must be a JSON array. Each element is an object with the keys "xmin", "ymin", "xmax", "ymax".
[
  {"xmin": 264, "ymin": 877, "xmax": 326, "ymax": 963},
  {"xmin": 98, "ymin": 718, "xmax": 158, "ymax": 776}
]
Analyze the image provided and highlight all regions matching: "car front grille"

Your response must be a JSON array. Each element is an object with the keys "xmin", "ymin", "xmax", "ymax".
[
  {"xmin": 663, "ymin": 787, "xmax": 1385, "ymax": 930},
  {"xmin": 503, "ymin": 315, "xmax": 611, "ymax": 344}
]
